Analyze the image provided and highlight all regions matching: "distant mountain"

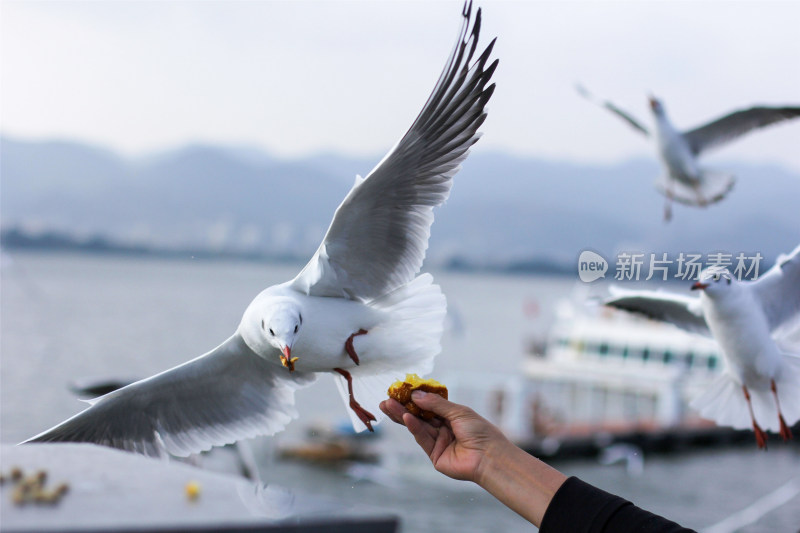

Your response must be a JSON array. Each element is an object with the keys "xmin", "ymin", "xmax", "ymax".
[{"xmin": 2, "ymin": 136, "xmax": 798, "ymax": 270}]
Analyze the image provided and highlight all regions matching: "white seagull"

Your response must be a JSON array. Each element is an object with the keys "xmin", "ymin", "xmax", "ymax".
[
  {"xmin": 605, "ymin": 245, "xmax": 800, "ymax": 449},
  {"xmin": 24, "ymin": 1, "xmax": 497, "ymax": 457},
  {"xmin": 576, "ymin": 85, "xmax": 800, "ymax": 221}
]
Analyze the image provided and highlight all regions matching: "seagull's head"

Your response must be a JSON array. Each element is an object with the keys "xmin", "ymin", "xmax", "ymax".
[
  {"xmin": 691, "ymin": 267, "xmax": 735, "ymax": 297},
  {"xmin": 261, "ymin": 304, "xmax": 303, "ymax": 359},
  {"xmin": 240, "ymin": 296, "xmax": 303, "ymax": 362},
  {"xmin": 648, "ymin": 95, "xmax": 664, "ymax": 116}
]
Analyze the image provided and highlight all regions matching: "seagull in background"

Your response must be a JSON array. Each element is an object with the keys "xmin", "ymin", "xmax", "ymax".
[
  {"xmin": 605, "ymin": 245, "xmax": 800, "ymax": 449},
  {"xmin": 576, "ymin": 85, "xmax": 800, "ymax": 222},
  {"xmin": 23, "ymin": 1, "xmax": 497, "ymax": 457}
]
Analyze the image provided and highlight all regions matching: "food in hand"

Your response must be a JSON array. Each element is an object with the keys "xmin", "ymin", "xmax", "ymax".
[{"xmin": 387, "ymin": 374, "xmax": 448, "ymax": 420}]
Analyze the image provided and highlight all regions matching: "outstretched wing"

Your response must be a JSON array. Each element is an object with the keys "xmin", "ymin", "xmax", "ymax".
[
  {"xmin": 750, "ymin": 245, "xmax": 800, "ymax": 335},
  {"xmin": 605, "ymin": 288, "xmax": 710, "ymax": 336},
  {"xmin": 575, "ymin": 83, "xmax": 650, "ymax": 137},
  {"xmin": 683, "ymin": 106, "xmax": 800, "ymax": 156},
  {"xmin": 291, "ymin": 2, "xmax": 497, "ymax": 301},
  {"xmin": 23, "ymin": 334, "xmax": 316, "ymax": 457}
]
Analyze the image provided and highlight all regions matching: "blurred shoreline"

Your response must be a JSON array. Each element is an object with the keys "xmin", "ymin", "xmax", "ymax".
[{"xmin": 0, "ymin": 227, "xmax": 576, "ymax": 277}]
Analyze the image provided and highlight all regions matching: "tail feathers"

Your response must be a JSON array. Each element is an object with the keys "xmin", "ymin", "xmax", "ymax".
[
  {"xmin": 360, "ymin": 273, "xmax": 446, "ymax": 375},
  {"xmin": 655, "ymin": 170, "xmax": 735, "ymax": 206},
  {"xmin": 691, "ymin": 374, "xmax": 751, "ymax": 430},
  {"xmin": 337, "ymin": 273, "xmax": 445, "ymax": 432},
  {"xmin": 690, "ymin": 354, "xmax": 800, "ymax": 432}
]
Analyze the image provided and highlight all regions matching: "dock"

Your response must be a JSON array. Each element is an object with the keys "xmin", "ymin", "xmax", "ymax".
[{"xmin": 521, "ymin": 425, "xmax": 789, "ymax": 461}]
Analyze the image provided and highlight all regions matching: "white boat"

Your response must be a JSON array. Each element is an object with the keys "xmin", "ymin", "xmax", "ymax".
[
  {"xmin": 442, "ymin": 288, "xmax": 729, "ymax": 453},
  {"xmin": 522, "ymin": 295, "xmax": 722, "ymax": 439}
]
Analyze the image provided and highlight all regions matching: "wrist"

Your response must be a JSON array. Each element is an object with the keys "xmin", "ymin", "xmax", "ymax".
[
  {"xmin": 473, "ymin": 432, "xmax": 518, "ymax": 488},
  {"xmin": 473, "ymin": 437, "xmax": 568, "ymax": 527}
]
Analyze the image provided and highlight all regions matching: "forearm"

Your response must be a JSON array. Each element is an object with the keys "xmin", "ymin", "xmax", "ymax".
[{"xmin": 474, "ymin": 439, "xmax": 567, "ymax": 527}]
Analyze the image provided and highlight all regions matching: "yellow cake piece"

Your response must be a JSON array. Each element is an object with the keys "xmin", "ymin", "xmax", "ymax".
[{"xmin": 387, "ymin": 374, "xmax": 448, "ymax": 420}]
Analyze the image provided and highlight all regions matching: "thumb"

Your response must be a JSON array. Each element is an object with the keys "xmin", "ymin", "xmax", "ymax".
[{"xmin": 412, "ymin": 391, "xmax": 472, "ymax": 420}]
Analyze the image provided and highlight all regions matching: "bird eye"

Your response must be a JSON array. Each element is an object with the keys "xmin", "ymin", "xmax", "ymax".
[
  {"xmin": 294, "ymin": 325, "xmax": 299, "ymax": 333},
  {"xmin": 269, "ymin": 328, "xmax": 275, "ymax": 336}
]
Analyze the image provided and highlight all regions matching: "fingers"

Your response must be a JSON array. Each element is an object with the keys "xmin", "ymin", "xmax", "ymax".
[
  {"xmin": 411, "ymin": 391, "xmax": 473, "ymax": 421},
  {"xmin": 379, "ymin": 399, "xmax": 408, "ymax": 425},
  {"xmin": 380, "ymin": 398, "xmax": 444, "ymax": 427},
  {"xmin": 403, "ymin": 412, "xmax": 438, "ymax": 455},
  {"xmin": 382, "ymin": 399, "xmax": 442, "ymax": 457}
]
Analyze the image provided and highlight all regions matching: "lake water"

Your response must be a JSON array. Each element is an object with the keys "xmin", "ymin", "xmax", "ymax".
[{"xmin": 1, "ymin": 252, "xmax": 798, "ymax": 532}]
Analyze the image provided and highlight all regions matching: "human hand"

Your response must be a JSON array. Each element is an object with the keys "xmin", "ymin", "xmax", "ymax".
[{"xmin": 379, "ymin": 391, "xmax": 513, "ymax": 483}]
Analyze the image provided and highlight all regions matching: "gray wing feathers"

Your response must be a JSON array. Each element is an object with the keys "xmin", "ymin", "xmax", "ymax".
[
  {"xmin": 575, "ymin": 83, "xmax": 650, "ymax": 137},
  {"xmin": 24, "ymin": 334, "xmax": 316, "ymax": 457},
  {"xmin": 605, "ymin": 289, "xmax": 710, "ymax": 336},
  {"xmin": 684, "ymin": 106, "xmax": 800, "ymax": 155},
  {"xmin": 751, "ymin": 245, "xmax": 800, "ymax": 334},
  {"xmin": 292, "ymin": 2, "xmax": 497, "ymax": 301}
]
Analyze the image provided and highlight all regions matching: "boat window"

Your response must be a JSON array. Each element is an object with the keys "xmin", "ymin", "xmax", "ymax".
[
  {"xmin": 663, "ymin": 351, "xmax": 673, "ymax": 364},
  {"xmin": 686, "ymin": 352, "xmax": 695, "ymax": 367},
  {"xmin": 707, "ymin": 356, "xmax": 718, "ymax": 370},
  {"xmin": 641, "ymin": 348, "xmax": 650, "ymax": 361}
]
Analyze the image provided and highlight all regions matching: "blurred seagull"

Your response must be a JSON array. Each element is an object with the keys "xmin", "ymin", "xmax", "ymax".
[
  {"xmin": 605, "ymin": 245, "xmax": 800, "ymax": 449},
  {"xmin": 24, "ymin": 1, "xmax": 497, "ymax": 457},
  {"xmin": 576, "ymin": 85, "xmax": 800, "ymax": 221}
]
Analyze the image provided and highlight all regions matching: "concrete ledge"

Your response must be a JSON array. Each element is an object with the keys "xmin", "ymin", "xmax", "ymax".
[{"xmin": 0, "ymin": 444, "xmax": 398, "ymax": 533}]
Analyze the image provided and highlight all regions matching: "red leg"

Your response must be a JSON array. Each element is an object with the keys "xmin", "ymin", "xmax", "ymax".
[
  {"xmin": 771, "ymin": 380, "xmax": 793, "ymax": 442},
  {"xmin": 334, "ymin": 367, "xmax": 376, "ymax": 432},
  {"xmin": 344, "ymin": 329, "xmax": 368, "ymax": 365},
  {"xmin": 743, "ymin": 385, "xmax": 768, "ymax": 450}
]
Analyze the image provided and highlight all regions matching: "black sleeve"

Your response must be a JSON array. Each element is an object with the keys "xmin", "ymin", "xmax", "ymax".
[{"xmin": 539, "ymin": 477, "xmax": 696, "ymax": 533}]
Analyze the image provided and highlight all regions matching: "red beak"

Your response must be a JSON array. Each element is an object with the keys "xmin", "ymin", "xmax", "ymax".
[
  {"xmin": 281, "ymin": 346, "xmax": 291, "ymax": 358},
  {"xmin": 691, "ymin": 282, "xmax": 708, "ymax": 291}
]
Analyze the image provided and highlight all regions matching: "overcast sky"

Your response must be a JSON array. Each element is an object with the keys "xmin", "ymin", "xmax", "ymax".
[{"xmin": 2, "ymin": 0, "xmax": 799, "ymax": 171}]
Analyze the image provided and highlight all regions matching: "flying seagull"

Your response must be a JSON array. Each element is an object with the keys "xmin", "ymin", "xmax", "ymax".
[
  {"xmin": 576, "ymin": 85, "xmax": 800, "ymax": 221},
  {"xmin": 605, "ymin": 245, "xmax": 800, "ymax": 449},
  {"xmin": 24, "ymin": 1, "xmax": 498, "ymax": 457}
]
